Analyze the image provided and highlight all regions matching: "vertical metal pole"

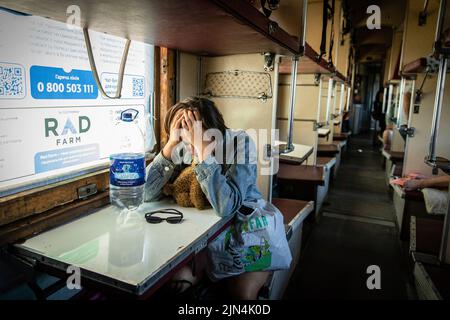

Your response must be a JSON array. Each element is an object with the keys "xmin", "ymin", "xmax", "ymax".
[
  {"xmin": 271, "ymin": 56, "xmax": 281, "ymax": 146},
  {"xmin": 396, "ymin": 78, "xmax": 406, "ymax": 128},
  {"xmin": 301, "ymin": 0, "xmax": 308, "ymax": 49},
  {"xmin": 428, "ymin": 56, "xmax": 448, "ymax": 163},
  {"xmin": 387, "ymin": 84, "xmax": 393, "ymax": 119},
  {"xmin": 382, "ymin": 86, "xmax": 388, "ymax": 114},
  {"xmin": 325, "ymin": 78, "xmax": 334, "ymax": 125},
  {"xmin": 339, "ymin": 83, "xmax": 345, "ymax": 114},
  {"xmin": 269, "ymin": 55, "xmax": 281, "ymax": 203},
  {"xmin": 393, "ymin": 84, "xmax": 400, "ymax": 123},
  {"xmin": 346, "ymin": 85, "xmax": 351, "ymax": 112},
  {"xmin": 286, "ymin": 56, "xmax": 299, "ymax": 151},
  {"xmin": 332, "ymin": 81, "xmax": 338, "ymax": 116},
  {"xmin": 350, "ymin": 55, "xmax": 356, "ymax": 110},
  {"xmin": 317, "ymin": 77, "xmax": 323, "ymax": 121}
]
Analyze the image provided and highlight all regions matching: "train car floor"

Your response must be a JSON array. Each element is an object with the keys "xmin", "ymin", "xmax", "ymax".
[{"xmin": 284, "ymin": 133, "xmax": 415, "ymax": 299}]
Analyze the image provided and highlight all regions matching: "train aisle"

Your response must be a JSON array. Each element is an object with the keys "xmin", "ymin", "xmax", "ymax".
[{"xmin": 285, "ymin": 133, "xmax": 414, "ymax": 299}]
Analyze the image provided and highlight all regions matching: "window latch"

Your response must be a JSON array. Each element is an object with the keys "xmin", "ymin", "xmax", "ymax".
[{"xmin": 77, "ymin": 184, "xmax": 97, "ymax": 200}]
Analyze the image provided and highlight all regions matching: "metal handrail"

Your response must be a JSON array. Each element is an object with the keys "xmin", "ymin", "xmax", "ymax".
[
  {"xmin": 426, "ymin": 56, "xmax": 448, "ymax": 165},
  {"xmin": 278, "ymin": 56, "xmax": 299, "ymax": 155}
]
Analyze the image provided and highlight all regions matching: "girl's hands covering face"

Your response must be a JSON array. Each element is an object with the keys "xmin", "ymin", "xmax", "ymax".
[
  {"xmin": 168, "ymin": 111, "xmax": 184, "ymax": 145},
  {"xmin": 162, "ymin": 110, "xmax": 183, "ymax": 160},
  {"xmin": 180, "ymin": 109, "xmax": 201, "ymax": 145},
  {"xmin": 181, "ymin": 110, "xmax": 215, "ymax": 162}
]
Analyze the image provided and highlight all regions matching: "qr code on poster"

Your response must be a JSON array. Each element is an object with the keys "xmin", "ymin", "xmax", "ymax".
[
  {"xmin": 0, "ymin": 63, "xmax": 25, "ymax": 99},
  {"xmin": 132, "ymin": 77, "xmax": 144, "ymax": 97}
]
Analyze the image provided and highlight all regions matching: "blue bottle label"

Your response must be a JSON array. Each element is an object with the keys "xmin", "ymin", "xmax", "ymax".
[{"xmin": 110, "ymin": 156, "xmax": 145, "ymax": 187}]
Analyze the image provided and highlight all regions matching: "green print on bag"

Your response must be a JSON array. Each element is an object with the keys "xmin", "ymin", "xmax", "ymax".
[
  {"xmin": 242, "ymin": 238, "xmax": 272, "ymax": 272},
  {"xmin": 240, "ymin": 215, "xmax": 269, "ymax": 233},
  {"xmin": 224, "ymin": 221, "xmax": 272, "ymax": 272}
]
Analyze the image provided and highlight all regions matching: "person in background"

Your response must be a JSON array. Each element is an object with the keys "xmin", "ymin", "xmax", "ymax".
[
  {"xmin": 404, "ymin": 174, "xmax": 450, "ymax": 191},
  {"xmin": 382, "ymin": 123, "xmax": 394, "ymax": 150},
  {"xmin": 382, "ymin": 90, "xmax": 412, "ymax": 149},
  {"xmin": 342, "ymin": 110, "xmax": 351, "ymax": 133},
  {"xmin": 372, "ymin": 90, "xmax": 386, "ymax": 146}
]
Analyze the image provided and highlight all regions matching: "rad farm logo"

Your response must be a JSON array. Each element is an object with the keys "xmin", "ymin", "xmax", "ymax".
[{"xmin": 44, "ymin": 115, "xmax": 91, "ymax": 146}]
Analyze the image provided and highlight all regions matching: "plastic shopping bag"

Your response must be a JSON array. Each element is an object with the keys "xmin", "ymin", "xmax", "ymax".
[{"xmin": 207, "ymin": 199, "xmax": 292, "ymax": 281}]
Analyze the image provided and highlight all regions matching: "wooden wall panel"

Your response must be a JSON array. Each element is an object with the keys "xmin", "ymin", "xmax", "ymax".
[
  {"xmin": 159, "ymin": 47, "xmax": 176, "ymax": 148},
  {"xmin": 0, "ymin": 171, "xmax": 109, "ymax": 227}
]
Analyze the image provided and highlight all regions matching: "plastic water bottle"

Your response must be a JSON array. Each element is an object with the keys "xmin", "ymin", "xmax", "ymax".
[{"xmin": 110, "ymin": 109, "xmax": 146, "ymax": 211}]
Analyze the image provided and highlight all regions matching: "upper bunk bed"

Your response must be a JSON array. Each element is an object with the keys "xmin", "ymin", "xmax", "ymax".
[
  {"xmin": 0, "ymin": 0, "xmax": 303, "ymax": 56},
  {"xmin": 402, "ymin": 57, "xmax": 430, "ymax": 75},
  {"xmin": 401, "ymin": 55, "xmax": 442, "ymax": 77}
]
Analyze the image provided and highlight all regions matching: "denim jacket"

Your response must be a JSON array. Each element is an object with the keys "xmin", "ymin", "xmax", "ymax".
[{"xmin": 144, "ymin": 130, "xmax": 262, "ymax": 217}]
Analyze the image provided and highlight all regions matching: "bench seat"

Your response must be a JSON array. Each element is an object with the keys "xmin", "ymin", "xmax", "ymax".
[
  {"xmin": 317, "ymin": 144, "xmax": 340, "ymax": 157},
  {"xmin": 276, "ymin": 164, "xmax": 327, "ymax": 218},
  {"xmin": 277, "ymin": 164, "xmax": 325, "ymax": 186},
  {"xmin": 333, "ymin": 133, "xmax": 348, "ymax": 141}
]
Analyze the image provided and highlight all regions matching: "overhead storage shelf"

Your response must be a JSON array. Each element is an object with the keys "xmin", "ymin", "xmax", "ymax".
[
  {"xmin": 402, "ymin": 58, "xmax": 428, "ymax": 75},
  {"xmin": 279, "ymin": 43, "xmax": 347, "ymax": 82},
  {"xmin": 279, "ymin": 43, "xmax": 331, "ymax": 74},
  {"xmin": 0, "ymin": 0, "xmax": 346, "ymax": 79},
  {"xmin": 0, "ymin": 0, "xmax": 301, "ymax": 56}
]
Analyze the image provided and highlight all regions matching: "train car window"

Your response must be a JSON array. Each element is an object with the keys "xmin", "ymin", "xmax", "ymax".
[{"xmin": 0, "ymin": 8, "xmax": 155, "ymax": 197}]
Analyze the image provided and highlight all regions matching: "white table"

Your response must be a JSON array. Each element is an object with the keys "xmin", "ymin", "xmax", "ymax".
[
  {"xmin": 318, "ymin": 128, "xmax": 331, "ymax": 138},
  {"xmin": 275, "ymin": 141, "xmax": 314, "ymax": 165},
  {"xmin": 14, "ymin": 199, "xmax": 233, "ymax": 296}
]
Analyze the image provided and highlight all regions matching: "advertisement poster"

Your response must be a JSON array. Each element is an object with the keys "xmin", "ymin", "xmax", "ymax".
[{"xmin": 0, "ymin": 9, "xmax": 155, "ymax": 195}]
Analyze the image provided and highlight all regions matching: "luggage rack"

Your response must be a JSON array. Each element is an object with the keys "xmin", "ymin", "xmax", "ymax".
[{"xmin": 203, "ymin": 70, "xmax": 273, "ymax": 100}]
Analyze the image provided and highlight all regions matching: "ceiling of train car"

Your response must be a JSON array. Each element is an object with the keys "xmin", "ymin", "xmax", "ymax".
[{"xmin": 346, "ymin": 0, "xmax": 407, "ymax": 64}]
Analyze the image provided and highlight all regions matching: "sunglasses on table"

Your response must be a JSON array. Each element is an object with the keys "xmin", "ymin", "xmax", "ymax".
[{"xmin": 145, "ymin": 208, "xmax": 184, "ymax": 224}]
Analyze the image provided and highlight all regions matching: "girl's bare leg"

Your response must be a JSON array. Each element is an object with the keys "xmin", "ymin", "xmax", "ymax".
[
  {"xmin": 169, "ymin": 250, "xmax": 207, "ymax": 293},
  {"xmin": 226, "ymin": 271, "xmax": 270, "ymax": 300}
]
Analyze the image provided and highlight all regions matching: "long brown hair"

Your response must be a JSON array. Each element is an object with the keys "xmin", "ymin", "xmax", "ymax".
[{"xmin": 164, "ymin": 96, "xmax": 228, "ymax": 136}]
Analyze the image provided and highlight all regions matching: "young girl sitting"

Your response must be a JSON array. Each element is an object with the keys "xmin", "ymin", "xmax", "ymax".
[{"xmin": 144, "ymin": 96, "xmax": 291, "ymax": 300}]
